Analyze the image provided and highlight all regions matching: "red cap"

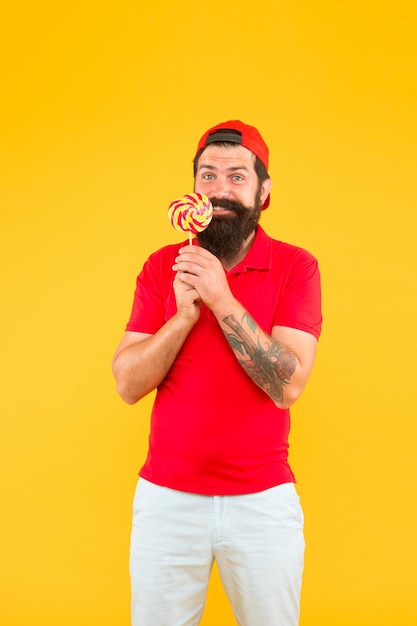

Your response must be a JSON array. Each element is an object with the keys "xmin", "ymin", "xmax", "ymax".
[{"xmin": 196, "ymin": 120, "xmax": 271, "ymax": 209}]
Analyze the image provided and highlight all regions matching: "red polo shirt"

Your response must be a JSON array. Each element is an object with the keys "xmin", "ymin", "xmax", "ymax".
[{"xmin": 126, "ymin": 226, "xmax": 322, "ymax": 495}]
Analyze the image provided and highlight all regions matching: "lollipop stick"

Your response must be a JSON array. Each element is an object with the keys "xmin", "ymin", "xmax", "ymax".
[{"xmin": 189, "ymin": 232, "xmax": 193, "ymax": 246}]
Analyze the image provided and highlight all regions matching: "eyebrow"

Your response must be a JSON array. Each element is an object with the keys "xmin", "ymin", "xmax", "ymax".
[{"xmin": 198, "ymin": 164, "xmax": 249, "ymax": 172}]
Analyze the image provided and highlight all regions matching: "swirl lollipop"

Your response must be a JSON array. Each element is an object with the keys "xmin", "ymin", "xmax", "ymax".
[{"xmin": 168, "ymin": 192, "xmax": 213, "ymax": 245}]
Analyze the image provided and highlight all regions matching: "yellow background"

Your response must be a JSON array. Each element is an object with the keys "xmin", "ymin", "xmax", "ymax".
[{"xmin": 1, "ymin": 1, "xmax": 416, "ymax": 624}]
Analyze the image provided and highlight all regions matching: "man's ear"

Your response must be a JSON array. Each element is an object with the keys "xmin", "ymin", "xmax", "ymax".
[{"xmin": 260, "ymin": 177, "xmax": 272, "ymax": 207}]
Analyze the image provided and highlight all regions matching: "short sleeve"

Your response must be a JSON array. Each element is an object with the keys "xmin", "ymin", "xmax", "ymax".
[
  {"xmin": 125, "ymin": 248, "xmax": 176, "ymax": 333},
  {"xmin": 273, "ymin": 250, "xmax": 322, "ymax": 339}
]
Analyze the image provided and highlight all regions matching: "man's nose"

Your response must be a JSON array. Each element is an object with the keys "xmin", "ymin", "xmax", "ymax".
[{"xmin": 212, "ymin": 178, "xmax": 230, "ymax": 198}]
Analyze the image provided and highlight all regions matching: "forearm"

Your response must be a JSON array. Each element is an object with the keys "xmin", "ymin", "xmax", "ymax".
[
  {"xmin": 213, "ymin": 300, "xmax": 299, "ymax": 409},
  {"xmin": 112, "ymin": 315, "xmax": 195, "ymax": 405}
]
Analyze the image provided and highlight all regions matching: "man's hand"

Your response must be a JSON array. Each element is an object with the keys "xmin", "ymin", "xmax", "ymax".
[
  {"xmin": 172, "ymin": 245, "xmax": 234, "ymax": 314},
  {"xmin": 173, "ymin": 269, "xmax": 202, "ymax": 323}
]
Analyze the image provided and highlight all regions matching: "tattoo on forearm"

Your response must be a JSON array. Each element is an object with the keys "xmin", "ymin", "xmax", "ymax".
[{"xmin": 222, "ymin": 313, "xmax": 297, "ymax": 404}]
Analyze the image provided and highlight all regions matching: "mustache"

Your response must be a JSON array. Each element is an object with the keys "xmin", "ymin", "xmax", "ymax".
[{"xmin": 209, "ymin": 197, "xmax": 250, "ymax": 214}]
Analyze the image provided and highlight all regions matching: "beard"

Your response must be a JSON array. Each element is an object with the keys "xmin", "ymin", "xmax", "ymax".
[{"xmin": 197, "ymin": 193, "xmax": 262, "ymax": 260}]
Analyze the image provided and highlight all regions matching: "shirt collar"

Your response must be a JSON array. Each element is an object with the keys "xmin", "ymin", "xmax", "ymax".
[{"xmin": 228, "ymin": 225, "xmax": 272, "ymax": 274}]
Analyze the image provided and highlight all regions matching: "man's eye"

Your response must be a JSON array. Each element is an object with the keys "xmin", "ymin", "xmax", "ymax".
[
  {"xmin": 202, "ymin": 174, "xmax": 215, "ymax": 180},
  {"xmin": 232, "ymin": 175, "xmax": 244, "ymax": 181}
]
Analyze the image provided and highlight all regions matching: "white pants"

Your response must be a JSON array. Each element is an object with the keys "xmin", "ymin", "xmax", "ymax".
[{"xmin": 130, "ymin": 479, "xmax": 305, "ymax": 626}]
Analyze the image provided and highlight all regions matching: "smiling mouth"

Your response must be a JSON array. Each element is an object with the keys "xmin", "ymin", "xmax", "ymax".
[{"xmin": 213, "ymin": 206, "xmax": 235, "ymax": 213}]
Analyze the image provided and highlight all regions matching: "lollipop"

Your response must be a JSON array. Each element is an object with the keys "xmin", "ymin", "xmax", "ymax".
[{"xmin": 168, "ymin": 192, "xmax": 213, "ymax": 244}]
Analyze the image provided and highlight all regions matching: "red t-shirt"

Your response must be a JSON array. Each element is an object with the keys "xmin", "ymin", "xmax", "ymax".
[{"xmin": 126, "ymin": 226, "xmax": 322, "ymax": 495}]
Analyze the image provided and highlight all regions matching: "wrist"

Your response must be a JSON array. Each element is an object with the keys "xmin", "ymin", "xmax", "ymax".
[
  {"xmin": 210, "ymin": 295, "xmax": 239, "ymax": 320},
  {"xmin": 174, "ymin": 306, "xmax": 200, "ymax": 328}
]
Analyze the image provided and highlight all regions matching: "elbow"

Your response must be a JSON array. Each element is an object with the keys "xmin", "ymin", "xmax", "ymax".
[
  {"xmin": 116, "ymin": 380, "xmax": 141, "ymax": 405},
  {"xmin": 113, "ymin": 366, "xmax": 141, "ymax": 405},
  {"xmin": 112, "ymin": 358, "xmax": 141, "ymax": 405},
  {"xmin": 124, "ymin": 396, "xmax": 140, "ymax": 406},
  {"xmin": 113, "ymin": 365, "xmax": 152, "ymax": 405},
  {"xmin": 275, "ymin": 399, "xmax": 292, "ymax": 410},
  {"xmin": 275, "ymin": 385, "xmax": 303, "ymax": 410}
]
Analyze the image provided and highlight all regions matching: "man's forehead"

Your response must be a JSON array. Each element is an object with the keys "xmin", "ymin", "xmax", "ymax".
[{"xmin": 197, "ymin": 144, "xmax": 256, "ymax": 170}]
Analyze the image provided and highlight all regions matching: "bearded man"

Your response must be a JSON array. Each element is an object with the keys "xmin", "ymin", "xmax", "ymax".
[{"xmin": 112, "ymin": 121, "xmax": 322, "ymax": 626}]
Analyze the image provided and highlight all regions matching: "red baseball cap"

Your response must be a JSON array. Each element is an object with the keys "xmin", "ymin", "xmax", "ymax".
[{"xmin": 196, "ymin": 120, "xmax": 271, "ymax": 209}]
